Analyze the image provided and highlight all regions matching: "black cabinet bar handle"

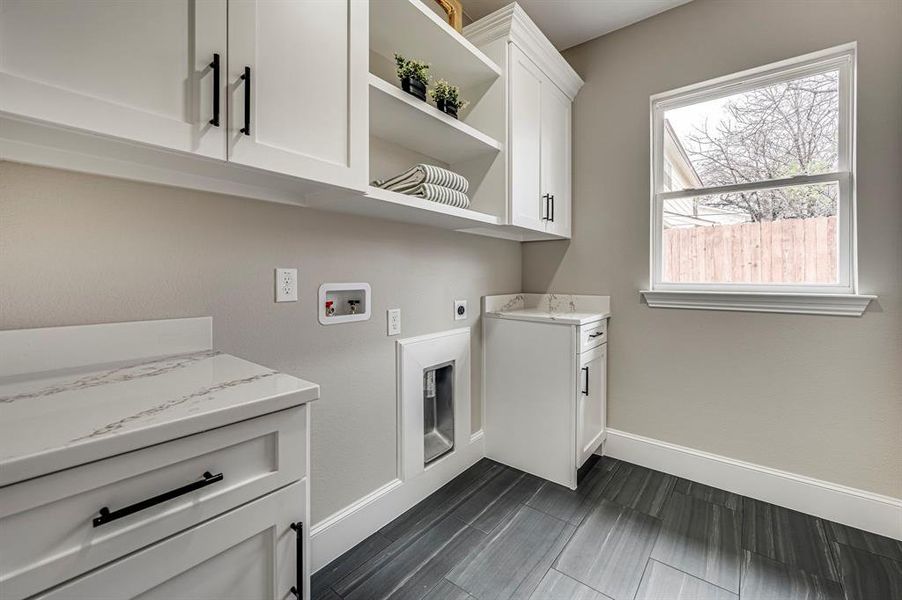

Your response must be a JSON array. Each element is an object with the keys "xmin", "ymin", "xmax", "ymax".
[
  {"xmin": 93, "ymin": 471, "xmax": 223, "ymax": 528},
  {"xmin": 240, "ymin": 66, "xmax": 251, "ymax": 135},
  {"xmin": 542, "ymin": 193, "xmax": 551, "ymax": 221},
  {"xmin": 549, "ymin": 194, "xmax": 555, "ymax": 222},
  {"xmin": 289, "ymin": 521, "xmax": 303, "ymax": 598},
  {"xmin": 589, "ymin": 331, "xmax": 603, "ymax": 339},
  {"xmin": 582, "ymin": 366, "xmax": 589, "ymax": 395},
  {"xmin": 209, "ymin": 53, "xmax": 220, "ymax": 127}
]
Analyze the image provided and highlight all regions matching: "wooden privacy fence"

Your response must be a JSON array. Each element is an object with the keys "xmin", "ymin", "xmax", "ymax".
[{"xmin": 663, "ymin": 216, "xmax": 837, "ymax": 283}]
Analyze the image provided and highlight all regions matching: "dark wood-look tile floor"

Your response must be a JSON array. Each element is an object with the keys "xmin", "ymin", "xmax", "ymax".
[{"xmin": 314, "ymin": 458, "xmax": 901, "ymax": 600}]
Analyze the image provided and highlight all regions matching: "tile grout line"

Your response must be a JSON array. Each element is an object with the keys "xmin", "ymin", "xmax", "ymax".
[{"xmin": 644, "ymin": 557, "xmax": 740, "ymax": 598}]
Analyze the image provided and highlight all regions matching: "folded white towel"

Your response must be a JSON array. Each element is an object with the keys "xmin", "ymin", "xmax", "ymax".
[
  {"xmin": 409, "ymin": 183, "xmax": 470, "ymax": 209},
  {"xmin": 372, "ymin": 164, "xmax": 469, "ymax": 195}
]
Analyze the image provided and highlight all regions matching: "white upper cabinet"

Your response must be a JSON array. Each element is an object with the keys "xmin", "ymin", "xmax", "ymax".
[
  {"xmin": 541, "ymin": 79, "xmax": 572, "ymax": 237},
  {"xmin": 0, "ymin": 0, "xmax": 366, "ymax": 192},
  {"xmin": 227, "ymin": 0, "xmax": 367, "ymax": 189},
  {"xmin": 0, "ymin": 0, "xmax": 227, "ymax": 160},
  {"xmin": 465, "ymin": 4, "xmax": 583, "ymax": 240},
  {"xmin": 509, "ymin": 42, "xmax": 573, "ymax": 236},
  {"xmin": 509, "ymin": 45, "xmax": 545, "ymax": 231}
]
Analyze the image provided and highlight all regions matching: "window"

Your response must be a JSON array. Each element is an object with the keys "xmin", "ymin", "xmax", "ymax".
[{"xmin": 644, "ymin": 44, "xmax": 871, "ymax": 315}]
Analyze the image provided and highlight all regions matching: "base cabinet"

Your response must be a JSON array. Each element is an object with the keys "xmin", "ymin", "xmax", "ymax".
[
  {"xmin": 577, "ymin": 344, "xmax": 607, "ymax": 467},
  {"xmin": 35, "ymin": 482, "xmax": 307, "ymax": 600},
  {"xmin": 485, "ymin": 316, "xmax": 608, "ymax": 489},
  {"xmin": 0, "ymin": 407, "xmax": 311, "ymax": 600}
]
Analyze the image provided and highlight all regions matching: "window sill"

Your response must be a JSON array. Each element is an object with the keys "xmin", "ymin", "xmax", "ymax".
[{"xmin": 640, "ymin": 290, "xmax": 876, "ymax": 316}]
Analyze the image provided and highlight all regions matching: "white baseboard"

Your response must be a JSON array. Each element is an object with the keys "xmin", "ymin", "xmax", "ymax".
[
  {"xmin": 310, "ymin": 431, "xmax": 486, "ymax": 572},
  {"xmin": 603, "ymin": 428, "xmax": 902, "ymax": 541}
]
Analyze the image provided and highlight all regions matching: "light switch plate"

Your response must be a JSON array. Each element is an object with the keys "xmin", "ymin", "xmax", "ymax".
[
  {"xmin": 387, "ymin": 308, "xmax": 401, "ymax": 336},
  {"xmin": 454, "ymin": 300, "xmax": 468, "ymax": 321},
  {"xmin": 275, "ymin": 268, "xmax": 298, "ymax": 302}
]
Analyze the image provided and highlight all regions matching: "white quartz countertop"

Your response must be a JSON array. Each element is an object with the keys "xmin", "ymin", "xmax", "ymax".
[
  {"xmin": 483, "ymin": 293, "xmax": 611, "ymax": 326},
  {"xmin": 486, "ymin": 308, "xmax": 610, "ymax": 325},
  {"xmin": 0, "ymin": 350, "xmax": 319, "ymax": 487}
]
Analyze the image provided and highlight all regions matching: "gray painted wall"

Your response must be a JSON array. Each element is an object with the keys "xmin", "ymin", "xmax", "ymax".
[
  {"xmin": 522, "ymin": 0, "xmax": 902, "ymax": 497},
  {"xmin": 0, "ymin": 162, "xmax": 522, "ymax": 521}
]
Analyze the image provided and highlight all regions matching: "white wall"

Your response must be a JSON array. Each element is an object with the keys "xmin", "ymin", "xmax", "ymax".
[
  {"xmin": 0, "ymin": 161, "xmax": 522, "ymax": 521},
  {"xmin": 523, "ymin": 0, "xmax": 902, "ymax": 497}
]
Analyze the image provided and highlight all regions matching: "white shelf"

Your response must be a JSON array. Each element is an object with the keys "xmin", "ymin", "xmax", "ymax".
[
  {"xmin": 361, "ymin": 185, "xmax": 499, "ymax": 229},
  {"xmin": 370, "ymin": 0, "xmax": 501, "ymax": 90},
  {"xmin": 369, "ymin": 75, "xmax": 502, "ymax": 164}
]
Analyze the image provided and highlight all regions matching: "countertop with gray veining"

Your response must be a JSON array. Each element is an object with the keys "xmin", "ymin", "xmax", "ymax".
[
  {"xmin": 0, "ymin": 350, "xmax": 319, "ymax": 486},
  {"xmin": 483, "ymin": 293, "xmax": 611, "ymax": 325}
]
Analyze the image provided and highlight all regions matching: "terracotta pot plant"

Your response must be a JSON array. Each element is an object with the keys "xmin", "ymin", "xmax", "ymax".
[
  {"xmin": 430, "ymin": 79, "xmax": 468, "ymax": 119},
  {"xmin": 394, "ymin": 53, "xmax": 430, "ymax": 101}
]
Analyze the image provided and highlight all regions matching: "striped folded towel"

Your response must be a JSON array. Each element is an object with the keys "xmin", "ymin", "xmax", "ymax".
[
  {"xmin": 372, "ymin": 164, "xmax": 469, "ymax": 195},
  {"xmin": 409, "ymin": 183, "xmax": 470, "ymax": 209}
]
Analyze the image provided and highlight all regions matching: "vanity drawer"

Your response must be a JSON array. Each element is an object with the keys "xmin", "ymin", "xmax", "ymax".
[
  {"xmin": 579, "ymin": 320, "xmax": 607, "ymax": 352},
  {"xmin": 0, "ymin": 405, "xmax": 307, "ymax": 600}
]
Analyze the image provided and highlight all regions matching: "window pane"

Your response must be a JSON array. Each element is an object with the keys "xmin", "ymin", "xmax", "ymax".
[
  {"xmin": 664, "ymin": 71, "xmax": 840, "ymax": 190},
  {"xmin": 662, "ymin": 182, "xmax": 839, "ymax": 284}
]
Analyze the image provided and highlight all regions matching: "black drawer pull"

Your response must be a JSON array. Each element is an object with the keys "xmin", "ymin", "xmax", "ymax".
[
  {"xmin": 582, "ymin": 366, "xmax": 589, "ymax": 396},
  {"xmin": 541, "ymin": 194, "xmax": 551, "ymax": 220},
  {"xmin": 209, "ymin": 53, "xmax": 221, "ymax": 127},
  {"xmin": 289, "ymin": 521, "xmax": 303, "ymax": 598},
  {"xmin": 240, "ymin": 66, "xmax": 251, "ymax": 135},
  {"xmin": 93, "ymin": 471, "xmax": 224, "ymax": 528},
  {"xmin": 588, "ymin": 331, "xmax": 603, "ymax": 339}
]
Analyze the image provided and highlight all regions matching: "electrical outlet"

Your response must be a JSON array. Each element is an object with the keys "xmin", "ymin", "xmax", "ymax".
[
  {"xmin": 387, "ymin": 308, "xmax": 401, "ymax": 336},
  {"xmin": 275, "ymin": 268, "xmax": 298, "ymax": 302},
  {"xmin": 454, "ymin": 299, "xmax": 468, "ymax": 321}
]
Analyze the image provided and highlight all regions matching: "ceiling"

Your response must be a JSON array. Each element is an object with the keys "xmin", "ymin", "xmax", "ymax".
[{"xmin": 461, "ymin": 0, "xmax": 694, "ymax": 50}]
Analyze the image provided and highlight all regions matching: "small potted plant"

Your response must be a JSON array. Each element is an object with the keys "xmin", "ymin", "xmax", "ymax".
[
  {"xmin": 394, "ymin": 53, "xmax": 430, "ymax": 101},
  {"xmin": 430, "ymin": 79, "xmax": 468, "ymax": 119}
]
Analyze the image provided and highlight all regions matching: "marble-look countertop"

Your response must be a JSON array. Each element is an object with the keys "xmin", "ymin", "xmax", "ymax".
[
  {"xmin": 0, "ymin": 350, "xmax": 319, "ymax": 487},
  {"xmin": 483, "ymin": 293, "xmax": 611, "ymax": 325}
]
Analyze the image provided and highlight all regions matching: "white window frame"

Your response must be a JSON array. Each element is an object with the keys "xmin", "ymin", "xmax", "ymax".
[{"xmin": 642, "ymin": 43, "xmax": 874, "ymax": 316}]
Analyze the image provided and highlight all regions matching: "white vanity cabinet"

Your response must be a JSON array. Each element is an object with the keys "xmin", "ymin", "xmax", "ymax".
[
  {"xmin": 0, "ymin": 318, "xmax": 318, "ymax": 600},
  {"xmin": 577, "ymin": 343, "xmax": 607, "ymax": 467},
  {"xmin": 32, "ymin": 475, "xmax": 306, "ymax": 600},
  {"xmin": 0, "ymin": 0, "xmax": 367, "ymax": 191},
  {"xmin": 465, "ymin": 4, "xmax": 582, "ymax": 239},
  {"xmin": 483, "ymin": 294, "xmax": 609, "ymax": 489}
]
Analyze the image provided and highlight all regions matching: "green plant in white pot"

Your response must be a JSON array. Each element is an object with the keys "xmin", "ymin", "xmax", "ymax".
[
  {"xmin": 394, "ymin": 53, "xmax": 430, "ymax": 101},
  {"xmin": 430, "ymin": 79, "xmax": 468, "ymax": 119}
]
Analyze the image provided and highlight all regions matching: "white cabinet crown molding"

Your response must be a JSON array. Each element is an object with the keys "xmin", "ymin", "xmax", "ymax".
[
  {"xmin": 464, "ymin": 3, "xmax": 584, "ymax": 100},
  {"xmin": 640, "ymin": 290, "xmax": 876, "ymax": 316}
]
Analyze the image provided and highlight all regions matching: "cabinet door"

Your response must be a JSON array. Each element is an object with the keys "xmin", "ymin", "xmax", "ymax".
[
  {"xmin": 34, "ymin": 481, "xmax": 308, "ymax": 600},
  {"xmin": 576, "ymin": 345, "xmax": 606, "ymax": 468},
  {"xmin": 0, "ymin": 0, "xmax": 227, "ymax": 160},
  {"xmin": 541, "ymin": 81, "xmax": 572, "ymax": 238},
  {"xmin": 228, "ymin": 0, "xmax": 367, "ymax": 190},
  {"xmin": 508, "ymin": 44, "xmax": 546, "ymax": 231}
]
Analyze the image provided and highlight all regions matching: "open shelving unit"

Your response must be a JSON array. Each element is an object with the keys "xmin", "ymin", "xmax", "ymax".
[
  {"xmin": 365, "ymin": 0, "xmax": 506, "ymax": 236},
  {"xmin": 370, "ymin": 0, "xmax": 501, "ymax": 89},
  {"xmin": 369, "ymin": 75, "xmax": 502, "ymax": 163}
]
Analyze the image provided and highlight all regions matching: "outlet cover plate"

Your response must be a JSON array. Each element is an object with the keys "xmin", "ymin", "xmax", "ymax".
[
  {"xmin": 454, "ymin": 300, "xmax": 468, "ymax": 321},
  {"xmin": 275, "ymin": 268, "xmax": 298, "ymax": 302},
  {"xmin": 387, "ymin": 308, "xmax": 401, "ymax": 336}
]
